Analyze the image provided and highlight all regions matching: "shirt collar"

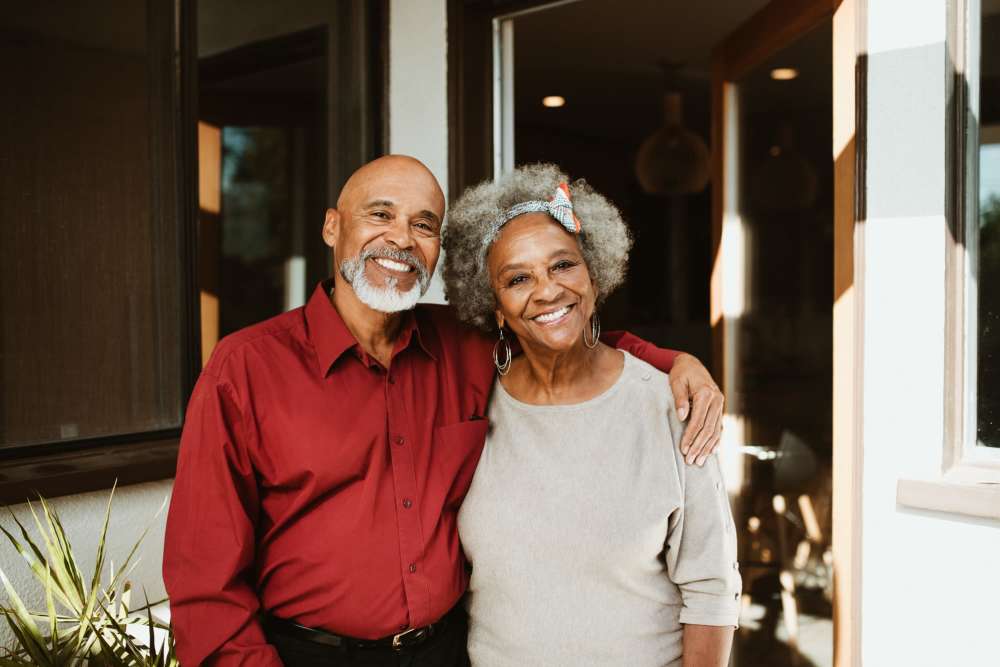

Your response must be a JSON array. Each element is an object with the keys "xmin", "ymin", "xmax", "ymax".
[{"xmin": 304, "ymin": 280, "xmax": 437, "ymax": 376}]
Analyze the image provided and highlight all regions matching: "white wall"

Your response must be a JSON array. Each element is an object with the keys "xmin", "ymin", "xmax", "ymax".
[
  {"xmin": 0, "ymin": 480, "xmax": 172, "ymax": 649},
  {"xmin": 861, "ymin": 1, "xmax": 1000, "ymax": 664},
  {"xmin": 390, "ymin": 0, "xmax": 450, "ymax": 304}
]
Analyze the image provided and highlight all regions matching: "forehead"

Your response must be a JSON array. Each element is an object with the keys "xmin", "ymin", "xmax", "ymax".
[
  {"xmin": 353, "ymin": 167, "xmax": 444, "ymax": 213},
  {"xmin": 489, "ymin": 213, "xmax": 582, "ymax": 266}
]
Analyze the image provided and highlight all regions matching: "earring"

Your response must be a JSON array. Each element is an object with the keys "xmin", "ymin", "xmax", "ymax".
[
  {"xmin": 493, "ymin": 328, "xmax": 512, "ymax": 375},
  {"xmin": 583, "ymin": 312, "xmax": 601, "ymax": 349}
]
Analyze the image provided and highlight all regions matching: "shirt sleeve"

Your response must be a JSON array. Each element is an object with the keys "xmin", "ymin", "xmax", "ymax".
[
  {"xmin": 602, "ymin": 330, "xmax": 680, "ymax": 373},
  {"xmin": 163, "ymin": 371, "xmax": 283, "ymax": 667},
  {"xmin": 663, "ymin": 405, "xmax": 742, "ymax": 628}
]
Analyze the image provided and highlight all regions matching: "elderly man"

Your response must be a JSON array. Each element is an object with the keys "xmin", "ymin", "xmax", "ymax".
[{"xmin": 164, "ymin": 155, "xmax": 724, "ymax": 667}]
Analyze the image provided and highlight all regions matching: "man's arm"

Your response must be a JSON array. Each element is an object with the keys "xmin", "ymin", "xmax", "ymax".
[
  {"xmin": 163, "ymin": 372, "xmax": 283, "ymax": 667},
  {"xmin": 603, "ymin": 331, "xmax": 725, "ymax": 465}
]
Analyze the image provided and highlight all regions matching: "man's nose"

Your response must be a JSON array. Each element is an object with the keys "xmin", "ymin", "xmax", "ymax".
[{"xmin": 382, "ymin": 217, "xmax": 416, "ymax": 250}]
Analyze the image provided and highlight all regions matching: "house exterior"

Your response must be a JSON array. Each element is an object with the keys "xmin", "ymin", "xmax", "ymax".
[{"xmin": 1, "ymin": 1, "xmax": 997, "ymax": 665}]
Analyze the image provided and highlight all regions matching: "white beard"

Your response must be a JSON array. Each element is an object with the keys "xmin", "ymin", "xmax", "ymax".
[{"xmin": 340, "ymin": 254, "xmax": 429, "ymax": 313}]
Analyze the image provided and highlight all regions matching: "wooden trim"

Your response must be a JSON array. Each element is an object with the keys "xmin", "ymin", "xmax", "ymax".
[
  {"xmin": 831, "ymin": 1, "xmax": 864, "ymax": 665},
  {"xmin": 897, "ymin": 478, "xmax": 1000, "ymax": 521},
  {"xmin": 715, "ymin": 0, "xmax": 842, "ymax": 80}
]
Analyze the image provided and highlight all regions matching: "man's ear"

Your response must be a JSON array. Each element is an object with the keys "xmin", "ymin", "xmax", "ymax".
[{"xmin": 322, "ymin": 208, "xmax": 339, "ymax": 249}]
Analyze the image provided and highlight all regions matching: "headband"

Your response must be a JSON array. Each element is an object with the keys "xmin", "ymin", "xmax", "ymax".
[
  {"xmin": 490, "ymin": 182, "xmax": 582, "ymax": 237},
  {"xmin": 478, "ymin": 182, "xmax": 582, "ymax": 271}
]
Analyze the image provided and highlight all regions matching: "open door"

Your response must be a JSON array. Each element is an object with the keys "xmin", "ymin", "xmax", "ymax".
[{"xmin": 710, "ymin": 1, "xmax": 861, "ymax": 666}]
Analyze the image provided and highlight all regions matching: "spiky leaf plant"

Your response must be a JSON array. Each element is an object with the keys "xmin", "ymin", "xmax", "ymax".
[{"xmin": 0, "ymin": 484, "xmax": 178, "ymax": 666}]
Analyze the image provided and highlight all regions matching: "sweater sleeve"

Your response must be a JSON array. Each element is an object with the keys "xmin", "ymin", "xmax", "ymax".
[{"xmin": 663, "ymin": 403, "xmax": 742, "ymax": 627}]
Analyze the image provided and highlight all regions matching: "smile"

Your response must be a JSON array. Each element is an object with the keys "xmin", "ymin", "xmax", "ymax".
[
  {"xmin": 531, "ymin": 304, "xmax": 574, "ymax": 325},
  {"xmin": 372, "ymin": 257, "xmax": 414, "ymax": 273}
]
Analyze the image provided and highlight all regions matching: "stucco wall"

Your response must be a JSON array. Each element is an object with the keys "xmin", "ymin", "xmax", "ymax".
[
  {"xmin": 862, "ymin": 1, "xmax": 1000, "ymax": 664},
  {"xmin": 0, "ymin": 480, "xmax": 172, "ymax": 651},
  {"xmin": 391, "ymin": 0, "xmax": 450, "ymax": 304}
]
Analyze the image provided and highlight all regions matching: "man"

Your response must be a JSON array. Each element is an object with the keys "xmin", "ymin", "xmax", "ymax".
[{"xmin": 164, "ymin": 156, "xmax": 724, "ymax": 666}]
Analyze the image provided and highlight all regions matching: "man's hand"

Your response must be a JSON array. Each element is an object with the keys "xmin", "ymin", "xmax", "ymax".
[{"xmin": 669, "ymin": 353, "xmax": 725, "ymax": 466}]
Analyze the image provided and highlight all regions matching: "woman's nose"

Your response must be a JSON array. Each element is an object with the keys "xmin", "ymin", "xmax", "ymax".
[{"xmin": 532, "ymin": 273, "xmax": 564, "ymax": 302}]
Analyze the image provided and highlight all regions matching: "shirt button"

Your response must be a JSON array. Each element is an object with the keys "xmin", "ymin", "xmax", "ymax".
[
  {"xmin": 409, "ymin": 563, "xmax": 417, "ymax": 573},
  {"xmin": 733, "ymin": 561, "xmax": 739, "ymax": 570},
  {"xmin": 402, "ymin": 498, "xmax": 413, "ymax": 509},
  {"xmin": 394, "ymin": 436, "xmax": 405, "ymax": 446}
]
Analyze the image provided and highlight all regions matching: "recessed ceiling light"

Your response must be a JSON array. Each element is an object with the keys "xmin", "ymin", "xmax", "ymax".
[
  {"xmin": 770, "ymin": 68, "xmax": 799, "ymax": 81},
  {"xmin": 542, "ymin": 95, "xmax": 565, "ymax": 108}
]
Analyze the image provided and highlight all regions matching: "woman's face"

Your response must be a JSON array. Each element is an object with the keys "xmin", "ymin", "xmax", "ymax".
[{"xmin": 487, "ymin": 212, "xmax": 596, "ymax": 354}]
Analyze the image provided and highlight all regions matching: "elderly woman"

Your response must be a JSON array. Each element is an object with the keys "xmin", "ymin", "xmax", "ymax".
[{"xmin": 442, "ymin": 164, "xmax": 740, "ymax": 666}]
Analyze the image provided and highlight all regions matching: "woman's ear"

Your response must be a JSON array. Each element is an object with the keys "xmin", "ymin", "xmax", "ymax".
[{"xmin": 494, "ymin": 311, "xmax": 505, "ymax": 330}]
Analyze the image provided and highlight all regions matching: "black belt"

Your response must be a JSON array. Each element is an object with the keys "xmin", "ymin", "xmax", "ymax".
[{"xmin": 264, "ymin": 604, "xmax": 464, "ymax": 652}]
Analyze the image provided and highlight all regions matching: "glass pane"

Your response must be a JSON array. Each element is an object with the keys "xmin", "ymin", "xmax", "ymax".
[
  {"xmin": 978, "ymin": 3, "xmax": 1000, "ymax": 447},
  {"xmin": 197, "ymin": 16, "xmax": 328, "ymax": 360},
  {"xmin": 0, "ymin": 1, "xmax": 184, "ymax": 448},
  {"xmin": 733, "ymin": 21, "xmax": 834, "ymax": 667}
]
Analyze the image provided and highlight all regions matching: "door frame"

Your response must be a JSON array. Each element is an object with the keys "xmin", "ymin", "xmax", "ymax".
[{"xmin": 710, "ymin": 2, "xmax": 865, "ymax": 666}]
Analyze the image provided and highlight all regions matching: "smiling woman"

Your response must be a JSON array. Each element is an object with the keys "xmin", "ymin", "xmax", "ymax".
[{"xmin": 442, "ymin": 163, "xmax": 739, "ymax": 665}]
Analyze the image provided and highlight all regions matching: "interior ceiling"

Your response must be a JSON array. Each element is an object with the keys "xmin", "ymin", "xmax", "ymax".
[{"xmin": 513, "ymin": 0, "xmax": 829, "ymax": 141}]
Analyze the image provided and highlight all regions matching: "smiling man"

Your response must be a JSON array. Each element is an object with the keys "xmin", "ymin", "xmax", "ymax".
[{"xmin": 163, "ymin": 155, "xmax": 725, "ymax": 667}]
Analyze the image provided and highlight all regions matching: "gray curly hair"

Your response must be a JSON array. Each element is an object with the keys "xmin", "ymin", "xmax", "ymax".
[{"xmin": 442, "ymin": 163, "xmax": 632, "ymax": 331}]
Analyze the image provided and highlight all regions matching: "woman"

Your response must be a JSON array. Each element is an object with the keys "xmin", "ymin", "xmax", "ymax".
[{"xmin": 442, "ymin": 164, "xmax": 740, "ymax": 666}]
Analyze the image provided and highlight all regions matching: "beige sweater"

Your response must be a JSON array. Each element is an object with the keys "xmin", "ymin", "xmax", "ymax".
[{"xmin": 458, "ymin": 352, "xmax": 740, "ymax": 667}]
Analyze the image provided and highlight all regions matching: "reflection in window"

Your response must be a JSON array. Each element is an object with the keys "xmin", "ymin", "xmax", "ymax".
[{"xmin": 977, "ymin": 5, "xmax": 1000, "ymax": 447}]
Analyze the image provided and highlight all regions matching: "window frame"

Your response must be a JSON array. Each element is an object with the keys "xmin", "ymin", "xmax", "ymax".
[{"xmin": 897, "ymin": 0, "xmax": 1000, "ymax": 520}]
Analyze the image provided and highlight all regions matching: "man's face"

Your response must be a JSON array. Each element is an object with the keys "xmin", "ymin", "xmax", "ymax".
[{"xmin": 323, "ymin": 159, "xmax": 445, "ymax": 312}]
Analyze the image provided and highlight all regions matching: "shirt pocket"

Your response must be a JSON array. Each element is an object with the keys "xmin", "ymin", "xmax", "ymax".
[{"xmin": 433, "ymin": 419, "xmax": 490, "ymax": 508}]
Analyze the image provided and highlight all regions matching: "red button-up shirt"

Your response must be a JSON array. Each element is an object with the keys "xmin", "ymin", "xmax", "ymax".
[{"xmin": 164, "ymin": 282, "xmax": 678, "ymax": 666}]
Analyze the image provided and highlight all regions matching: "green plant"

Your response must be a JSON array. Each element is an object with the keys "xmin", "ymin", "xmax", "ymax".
[{"xmin": 0, "ymin": 485, "xmax": 177, "ymax": 666}]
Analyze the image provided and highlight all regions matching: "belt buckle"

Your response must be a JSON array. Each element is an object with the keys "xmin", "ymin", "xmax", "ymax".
[{"xmin": 391, "ymin": 626, "xmax": 426, "ymax": 651}]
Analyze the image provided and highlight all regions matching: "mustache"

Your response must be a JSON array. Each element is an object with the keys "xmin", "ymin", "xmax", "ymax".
[{"xmin": 361, "ymin": 246, "xmax": 430, "ymax": 282}]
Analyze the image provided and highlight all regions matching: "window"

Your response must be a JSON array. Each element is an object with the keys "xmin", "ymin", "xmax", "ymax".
[
  {"xmin": 0, "ymin": 1, "xmax": 196, "ymax": 450},
  {"xmin": 974, "ymin": 0, "xmax": 1000, "ymax": 449},
  {"xmin": 896, "ymin": 0, "xmax": 1000, "ymax": 520}
]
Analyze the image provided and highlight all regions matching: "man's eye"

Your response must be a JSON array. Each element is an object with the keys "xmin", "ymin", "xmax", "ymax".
[{"xmin": 371, "ymin": 211, "xmax": 391, "ymax": 220}]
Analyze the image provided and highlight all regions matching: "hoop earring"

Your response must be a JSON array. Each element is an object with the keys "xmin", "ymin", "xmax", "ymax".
[
  {"xmin": 493, "ymin": 328, "xmax": 512, "ymax": 375},
  {"xmin": 583, "ymin": 312, "xmax": 601, "ymax": 349}
]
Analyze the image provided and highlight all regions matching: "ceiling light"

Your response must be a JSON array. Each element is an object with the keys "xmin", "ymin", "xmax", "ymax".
[
  {"xmin": 770, "ymin": 68, "xmax": 799, "ymax": 81},
  {"xmin": 542, "ymin": 95, "xmax": 565, "ymax": 108}
]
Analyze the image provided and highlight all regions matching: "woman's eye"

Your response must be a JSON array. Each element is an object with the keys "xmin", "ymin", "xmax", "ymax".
[
  {"xmin": 553, "ymin": 260, "xmax": 575, "ymax": 271},
  {"xmin": 508, "ymin": 275, "xmax": 528, "ymax": 286}
]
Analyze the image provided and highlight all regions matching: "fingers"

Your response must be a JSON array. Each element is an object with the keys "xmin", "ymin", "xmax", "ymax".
[
  {"xmin": 689, "ymin": 392, "xmax": 724, "ymax": 465},
  {"xmin": 671, "ymin": 379, "xmax": 691, "ymax": 423},
  {"xmin": 678, "ymin": 383, "xmax": 711, "ymax": 459},
  {"xmin": 682, "ymin": 387, "xmax": 725, "ymax": 466}
]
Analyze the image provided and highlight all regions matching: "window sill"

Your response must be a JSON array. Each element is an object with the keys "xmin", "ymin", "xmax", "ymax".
[
  {"xmin": 0, "ymin": 436, "xmax": 178, "ymax": 506},
  {"xmin": 897, "ymin": 463, "xmax": 1000, "ymax": 521}
]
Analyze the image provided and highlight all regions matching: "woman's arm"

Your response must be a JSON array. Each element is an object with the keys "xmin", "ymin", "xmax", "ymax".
[{"xmin": 682, "ymin": 624, "xmax": 734, "ymax": 667}]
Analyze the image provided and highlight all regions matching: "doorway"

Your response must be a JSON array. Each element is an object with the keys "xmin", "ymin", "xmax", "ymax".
[{"xmin": 453, "ymin": 1, "xmax": 845, "ymax": 665}]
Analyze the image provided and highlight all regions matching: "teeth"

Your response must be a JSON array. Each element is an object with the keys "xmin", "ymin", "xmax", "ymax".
[
  {"xmin": 374, "ymin": 258, "xmax": 412, "ymax": 272},
  {"xmin": 534, "ymin": 306, "xmax": 570, "ymax": 323}
]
